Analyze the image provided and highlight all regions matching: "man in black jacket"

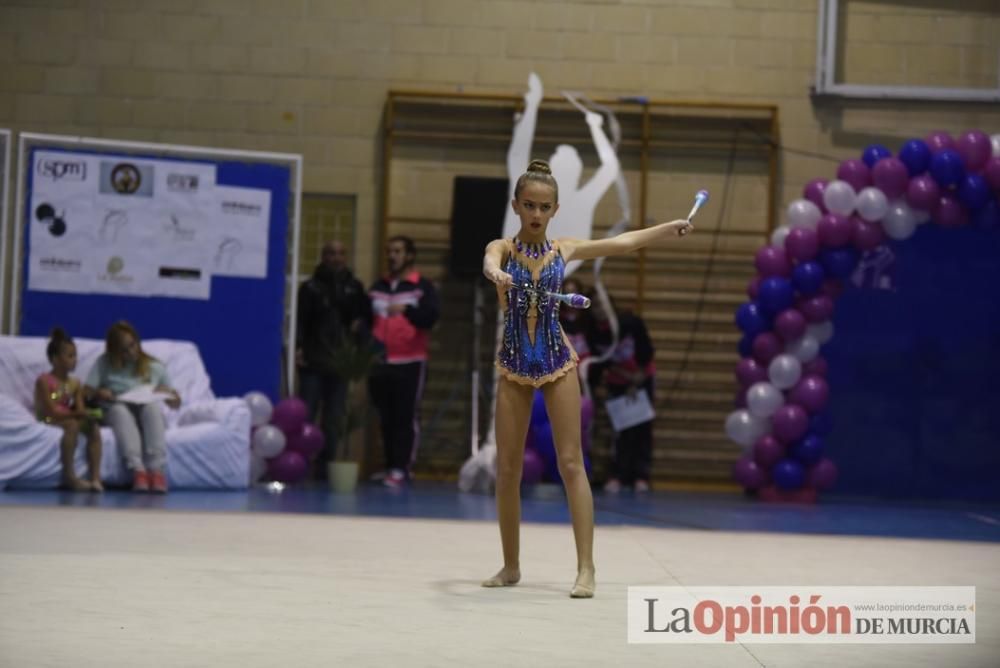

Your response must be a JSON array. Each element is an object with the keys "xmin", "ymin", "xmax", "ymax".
[{"xmin": 296, "ymin": 240, "xmax": 371, "ymax": 475}]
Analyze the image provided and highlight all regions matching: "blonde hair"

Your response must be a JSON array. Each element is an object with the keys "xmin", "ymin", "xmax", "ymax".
[
  {"xmin": 106, "ymin": 320, "xmax": 158, "ymax": 381},
  {"xmin": 514, "ymin": 159, "xmax": 558, "ymax": 203}
]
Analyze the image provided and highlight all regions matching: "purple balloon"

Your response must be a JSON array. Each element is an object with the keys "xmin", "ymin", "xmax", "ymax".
[
  {"xmin": 734, "ymin": 388, "xmax": 748, "ymax": 408},
  {"xmin": 522, "ymin": 447, "xmax": 544, "ymax": 484},
  {"xmin": 774, "ymin": 309, "xmax": 807, "ymax": 342},
  {"xmin": 925, "ymin": 131, "xmax": 956, "ymax": 154},
  {"xmin": 933, "ymin": 194, "xmax": 967, "ymax": 228},
  {"xmin": 784, "ymin": 226, "xmax": 819, "ymax": 262},
  {"xmin": 788, "ymin": 375, "xmax": 830, "ymax": 413},
  {"xmin": 735, "ymin": 357, "xmax": 769, "ymax": 387},
  {"xmin": 753, "ymin": 435, "xmax": 785, "ymax": 469},
  {"xmin": 817, "ymin": 213, "xmax": 852, "ymax": 247},
  {"xmin": 851, "ymin": 215, "xmax": 886, "ymax": 252},
  {"xmin": 984, "ymin": 157, "xmax": 1000, "ymax": 192},
  {"xmin": 772, "ymin": 404, "xmax": 809, "ymax": 443},
  {"xmin": 272, "ymin": 397, "xmax": 308, "ymax": 436},
  {"xmin": 836, "ymin": 159, "xmax": 871, "ymax": 192},
  {"xmin": 287, "ymin": 422, "xmax": 324, "ymax": 459},
  {"xmin": 747, "ymin": 276, "xmax": 761, "ymax": 300},
  {"xmin": 733, "ymin": 456, "xmax": 768, "ymax": 490},
  {"xmin": 871, "ymin": 157, "xmax": 909, "ymax": 200},
  {"xmin": 798, "ymin": 295, "xmax": 833, "ymax": 323},
  {"xmin": 752, "ymin": 332, "xmax": 783, "ymax": 365},
  {"xmin": 803, "ymin": 356, "xmax": 828, "ymax": 377},
  {"xmin": 806, "ymin": 458, "xmax": 838, "ymax": 490},
  {"xmin": 580, "ymin": 397, "xmax": 594, "ymax": 428},
  {"xmin": 772, "ymin": 459, "xmax": 805, "ymax": 490},
  {"xmin": 906, "ymin": 174, "xmax": 941, "ymax": 211},
  {"xmin": 958, "ymin": 174, "xmax": 991, "ymax": 211},
  {"xmin": 754, "ymin": 245, "xmax": 791, "ymax": 278},
  {"xmin": 956, "ymin": 130, "xmax": 992, "ymax": 172},
  {"xmin": 267, "ymin": 449, "xmax": 308, "ymax": 483},
  {"xmin": 820, "ymin": 279, "xmax": 844, "ymax": 300},
  {"xmin": 803, "ymin": 178, "xmax": 829, "ymax": 211}
]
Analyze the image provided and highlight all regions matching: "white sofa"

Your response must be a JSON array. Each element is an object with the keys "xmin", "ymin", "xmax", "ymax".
[{"xmin": 0, "ymin": 336, "xmax": 251, "ymax": 490}]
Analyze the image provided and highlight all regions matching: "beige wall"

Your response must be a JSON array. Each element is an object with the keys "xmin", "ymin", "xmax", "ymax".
[{"xmin": 2, "ymin": 0, "xmax": 999, "ymax": 288}]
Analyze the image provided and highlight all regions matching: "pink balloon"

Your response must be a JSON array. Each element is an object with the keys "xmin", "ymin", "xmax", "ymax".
[
  {"xmin": 754, "ymin": 246, "xmax": 791, "ymax": 278},
  {"xmin": 836, "ymin": 159, "xmax": 872, "ymax": 192},
  {"xmin": 784, "ymin": 226, "xmax": 819, "ymax": 261},
  {"xmin": 788, "ymin": 375, "xmax": 829, "ymax": 413},
  {"xmin": 956, "ymin": 130, "xmax": 992, "ymax": 172},
  {"xmin": 267, "ymin": 450, "xmax": 308, "ymax": 483},
  {"xmin": 753, "ymin": 435, "xmax": 785, "ymax": 469},
  {"xmin": 733, "ymin": 456, "xmax": 768, "ymax": 490},
  {"xmin": 933, "ymin": 194, "xmax": 967, "ymax": 227},
  {"xmin": 871, "ymin": 157, "xmax": 909, "ymax": 199},
  {"xmin": 287, "ymin": 422, "xmax": 324, "ymax": 459},
  {"xmin": 747, "ymin": 276, "xmax": 762, "ymax": 300},
  {"xmin": 984, "ymin": 157, "xmax": 1000, "ymax": 191},
  {"xmin": 802, "ymin": 356, "xmax": 828, "ymax": 377},
  {"xmin": 774, "ymin": 309, "xmax": 807, "ymax": 341},
  {"xmin": 798, "ymin": 295, "xmax": 833, "ymax": 323},
  {"xmin": 806, "ymin": 458, "xmax": 838, "ymax": 490},
  {"xmin": 771, "ymin": 404, "xmax": 809, "ymax": 443},
  {"xmin": 906, "ymin": 174, "xmax": 941, "ymax": 210},
  {"xmin": 752, "ymin": 332, "xmax": 783, "ymax": 365},
  {"xmin": 820, "ymin": 279, "xmax": 843, "ymax": 300},
  {"xmin": 925, "ymin": 131, "xmax": 956, "ymax": 154},
  {"xmin": 803, "ymin": 178, "xmax": 828, "ymax": 211},
  {"xmin": 851, "ymin": 215, "xmax": 886, "ymax": 251},
  {"xmin": 817, "ymin": 213, "xmax": 852, "ymax": 247},
  {"xmin": 272, "ymin": 397, "xmax": 308, "ymax": 436},
  {"xmin": 735, "ymin": 357, "xmax": 769, "ymax": 387}
]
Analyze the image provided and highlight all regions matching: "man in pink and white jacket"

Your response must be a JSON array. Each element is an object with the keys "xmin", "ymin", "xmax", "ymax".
[{"xmin": 368, "ymin": 236, "xmax": 440, "ymax": 488}]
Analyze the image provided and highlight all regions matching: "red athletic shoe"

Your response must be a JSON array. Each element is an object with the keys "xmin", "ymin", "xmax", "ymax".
[
  {"xmin": 132, "ymin": 470, "xmax": 150, "ymax": 493},
  {"xmin": 150, "ymin": 470, "xmax": 168, "ymax": 494},
  {"xmin": 382, "ymin": 469, "xmax": 406, "ymax": 489}
]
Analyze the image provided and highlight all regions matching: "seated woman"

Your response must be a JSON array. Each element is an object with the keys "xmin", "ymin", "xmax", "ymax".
[
  {"xmin": 85, "ymin": 321, "xmax": 181, "ymax": 493},
  {"xmin": 35, "ymin": 328, "xmax": 103, "ymax": 492}
]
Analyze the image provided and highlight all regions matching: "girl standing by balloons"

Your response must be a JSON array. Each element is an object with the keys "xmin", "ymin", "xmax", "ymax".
[{"xmin": 481, "ymin": 159, "xmax": 692, "ymax": 598}]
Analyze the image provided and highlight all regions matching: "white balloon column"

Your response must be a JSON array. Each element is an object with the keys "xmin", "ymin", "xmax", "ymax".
[{"xmin": 730, "ymin": 130, "xmax": 1000, "ymax": 502}]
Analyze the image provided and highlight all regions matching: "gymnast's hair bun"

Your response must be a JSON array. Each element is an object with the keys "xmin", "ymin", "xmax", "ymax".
[{"xmin": 526, "ymin": 159, "xmax": 551, "ymax": 175}]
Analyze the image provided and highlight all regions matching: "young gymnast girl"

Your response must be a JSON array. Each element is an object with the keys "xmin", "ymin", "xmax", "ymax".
[{"xmin": 481, "ymin": 159, "xmax": 692, "ymax": 598}]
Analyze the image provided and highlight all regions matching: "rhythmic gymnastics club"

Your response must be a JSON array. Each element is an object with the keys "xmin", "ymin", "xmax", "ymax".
[
  {"xmin": 677, "ymin": 189, "xmax": 709, "ymax": 237},
  {"xmin": 514, "ymin": 284, "xmax": 591, "ymax": 309}
]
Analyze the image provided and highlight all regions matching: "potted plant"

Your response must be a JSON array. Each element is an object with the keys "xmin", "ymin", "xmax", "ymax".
[{"xmin": 326, "ymin": 337, "xmax": 382, "ymax": 492}]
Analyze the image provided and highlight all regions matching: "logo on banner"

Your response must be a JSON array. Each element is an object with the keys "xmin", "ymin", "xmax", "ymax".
[
  {"xmin": 222, "ymin": 200, "xmax": 263, "ymax": 216},
  {"xmin": 167, "ymin": 173, "xmax": 199, "ymax": 192},
  {"xmin": 100, "ymin": 210, "xmax": 128, "ymax": 244},
  {"xmin": 164, "ymin": 214, "xmax": 196, "ymax": 241},
  {"xmin": 100, "ymin": 162, "xmax": 154, "ymax": 197},
  {"xmin": 99, "ymin": 255, "xmax": 133, "ymax": 287},
  {"xmin": 37, "ymin": 159, "xmax": 87, "ymax": 182},
  {"xmin": 39, "ymin": 257, "xmax": 82, "ymax": 272},
  {"xmin": 35, "ymin": 203, "xmax": 67, "ymax": 237}
]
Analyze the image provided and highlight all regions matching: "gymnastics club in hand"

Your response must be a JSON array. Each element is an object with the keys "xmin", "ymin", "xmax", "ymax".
[
  {"xmin": 679, "ymin": 189, "xmax": 709, "ymax": 236},
  {"xmin": 515, "ymin": 284, "xmax": 591, "ymax": 309}
]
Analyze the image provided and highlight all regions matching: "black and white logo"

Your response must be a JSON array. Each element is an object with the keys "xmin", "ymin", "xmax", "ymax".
[
  {"xmin": 39, "ymin": 257, "xmax": 82, "ymax": 272},
  {"xmin": 167, "ymin": 173, "xmax": 199, "ymax": 192},
  {"xmin": 35, "ymin": 203, "xmax": 67, "ymax": 237},
  {"xmin": 37, "ymin": 159, "xmax": 87, "ymax": 182},
  {"xmin": 221, "ymin": 200, "xmax": 263, "ymax": 216}
]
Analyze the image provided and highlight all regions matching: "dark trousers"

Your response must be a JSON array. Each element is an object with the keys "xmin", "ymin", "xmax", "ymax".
[
  {"xmin": 299, "ymin": 369, "xmax": 348, "ymax": 466},
  {"xmin": 608, "ymin": 380, "xmax": 654, "ymax": 485},
  {"xmin": 368, "ymin": 361, "xmax": 426, "ymax": 473}
]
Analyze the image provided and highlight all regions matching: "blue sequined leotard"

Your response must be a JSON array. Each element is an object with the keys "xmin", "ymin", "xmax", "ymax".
[{"xmin": 495, "ymin": 238, "xmax": 578, "ymax": 387}]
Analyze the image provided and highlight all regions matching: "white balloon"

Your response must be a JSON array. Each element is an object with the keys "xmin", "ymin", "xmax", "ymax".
[
  {"xmin": 822, "ymin": 180, "xmax": 857, "ymax": 217},
  {"xmin": 768, "ymin": 353, "xmax": 802, "ymax": 390},
  {"xmin": 746, "ymin": 382, "xmax": 784, "ymax": 418},
  {"xmin": 786, "ymin": 334, "xmax": 820, "ymax": 362},
  {"xmin": 992, "ymin": 133, "xmax": 1000, "ymax": 158},
  {"xmin": 252, "ymin": 424, "xmax": 286, "ymax": 458},
  {"xmin": 250, "ymin": 455, "xmax": 268, "ymax": 484},
  {"xmin": 787, "ymin": 198, "xmax": 822, "ymax": 229},
  {"xmin": 725, "ymin": 409, "xmax": 770, "ymax": 448},
  {"xmin": 881, "ymin": 200, "xmax": 917, "ymax": 240},
  {"xmin": 806, "ymin": 321, "xmax": 834, "ymax": 345},
  {"xmin": 770, "ymin": 224, "xmax": 791, "ymax": 249},
  {"xmin": 856, "ymin": 187, "xmax": 889, "ymax": 222},
  {"xmin": 244, "ymin": 391, "xmax": 274, "ymax": 427}
]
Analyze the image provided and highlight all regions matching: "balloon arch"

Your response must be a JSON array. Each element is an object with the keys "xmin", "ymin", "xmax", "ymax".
[{"xmin": 725, "ymin": 130, "xmax": 1000, "ymax": 503}]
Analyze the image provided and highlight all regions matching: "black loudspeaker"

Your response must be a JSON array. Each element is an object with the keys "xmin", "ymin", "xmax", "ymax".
[{"xmin": 448, "ymin": 176, "xmax": 509, "ymax": 278}]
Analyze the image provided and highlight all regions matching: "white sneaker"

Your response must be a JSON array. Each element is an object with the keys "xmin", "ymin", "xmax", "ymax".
[
  {"xmin": 603, "ymin": 478, "xmax": 622, "ymax": 494},
  {"xmin": 634, "ymin": 480, "xmax": 650, "ymax": 493}
]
